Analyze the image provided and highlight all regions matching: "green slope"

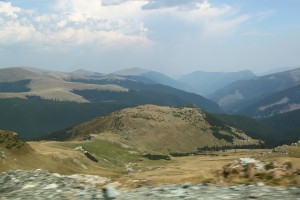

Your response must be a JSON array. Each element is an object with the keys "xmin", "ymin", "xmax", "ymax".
[
  {"xmin": 215, "ymin": 112, "xmax": 300, "ymax": 147},
  {"xmin": 0, "ymin": 98, "xmax": 129, "ymax": 140},
  {"xmin": 239, "ymin": 84, "xmax": 300, "ymax": 118},
  {"xmin": 262, "ymin": 109, "xmax": 300, "ymax": 132}
]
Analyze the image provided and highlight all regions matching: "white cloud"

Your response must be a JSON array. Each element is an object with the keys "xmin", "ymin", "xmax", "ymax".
[
  {"xmin": 0, "ymin": 0, "xmax": 254, "ymax": 50},
  {"xmin": 0, "ymin": 0, "xmax": 152, "ymax": 50},
  {"xmin": 255, "ymin": 10, "xmax": 275, "ymax": 21},
  {"xmin": 143, "ymin": 0, "xmax": 250, "ymax": 41},
  {"xmin": 201, "ymin": 15, "xmax": 250, "ymax": 40},
  {"xmin": 0, "ymin": 2, "xmax": 21, "ymax": 18},
  {"xmin": 101, "ymin": 0, "xmax": 129, "ymax": 6},
  {"xmin": 0, "ymin": 21, "xmax": 35, "ymax": 44}
]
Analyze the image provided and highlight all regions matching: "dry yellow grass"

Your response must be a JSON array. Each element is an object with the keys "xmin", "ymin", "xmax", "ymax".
[
  {"xmin": 1, "ymin": 139, "xmax": 300, "ymax": 188},
  {"xmin": 119, "ymin": 149, "xmax": 269, "ymax": 188},
  {"xmin": 0, "ymin": 77, "xmax": 128, "ymax": 103},
  {"xmin": 0, "ymin": 141, "xmax": 118, "ymax": 177}
]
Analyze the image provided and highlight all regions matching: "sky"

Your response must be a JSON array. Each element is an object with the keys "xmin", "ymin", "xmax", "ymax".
[{"xmin": 0, "ymin": 0, "xmax": 300, "ymax": 76}]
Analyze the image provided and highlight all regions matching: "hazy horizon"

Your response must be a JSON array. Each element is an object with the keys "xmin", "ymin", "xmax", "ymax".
[{"xmin": 1, "ymin": 0, "xmax": 300, "ymax": 76}]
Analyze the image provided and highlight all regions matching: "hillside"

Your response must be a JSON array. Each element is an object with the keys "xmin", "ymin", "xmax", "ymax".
[
  {"xmin": 0, "ymin": 130, "xmax": 118, "ymax": 176},
  {"xmin": 0, "ymin": 67, "xmax": 127, "ymax": 103},
  {"xmin": 179, "ymin": 70, "xmax": 256, "ymax": 96},
  {"xmin": 209, "ymin": 68, "xmax": 300, "ymax": 113},
  {"xmin": 0, "ymin": 98, "xmax": 131, "ymax": 140},
  {"xmin": 43, "ymin": 105, "xmax": 261, "ymax": 154},
  {"xmin": 215, "ymin": 113, "xmax": 300, "ymax": 147},
  {"xmin": 262, "ymin": 109, "xmax": 300, "ymax": 131},
  {"xmin": 239, "ymin": 84, "xmax": 300, "ymax": 118},
  {"xmin": 213, "ymin": 114, "xmax": 276, "ymax": 145}
]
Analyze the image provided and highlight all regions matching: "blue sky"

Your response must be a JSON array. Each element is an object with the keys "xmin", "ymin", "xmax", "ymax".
[{"xmin": 0, "ymin": 0, "xmax": 300, "ymax": 75}]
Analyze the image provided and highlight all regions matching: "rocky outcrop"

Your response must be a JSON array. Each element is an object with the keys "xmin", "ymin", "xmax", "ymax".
[
  {"xmin": 222, "ymin": 158, "xmax": 299, "ymax": 184},
  {"xmin": 271, "ymin": 141, "xmax": 300, "ymax": 155},
  {"xmin": 272, "ymin": 145, "xmax": 289, "ymax": 154}
]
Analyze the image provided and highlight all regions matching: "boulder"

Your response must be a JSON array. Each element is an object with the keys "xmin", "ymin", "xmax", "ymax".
[{"xmin": 102, "ymin": 185, "xmax": 120, "ymax": 200}]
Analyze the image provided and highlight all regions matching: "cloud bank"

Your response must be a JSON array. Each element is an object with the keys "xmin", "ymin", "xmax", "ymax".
[
  {"xmin": 0, "ymin": 0, "xmax": 251, "ymax": 50},
  {"xmin": 0, "ymin": 1, "xmax": 151, "ymax": 50}
]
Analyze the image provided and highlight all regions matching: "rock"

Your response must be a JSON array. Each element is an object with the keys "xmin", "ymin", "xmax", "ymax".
[
  {"xmin": 240, "ymin": 158, "xmax": 256, "ymax": 165},
  {"xmin": 249, "ymin": 192, "xmax": 264, "ymax": 198},
  {"xmin": 74, "ymin": 146, "xmax": 85, "ymax": 152},
  {"xmin": 169, "ymin": 188, "xmax": 185, "ymax": 197},
  {"xmin": 272, "ymin": 146, "xmax": 289, "ymax": 154},
  {"xmin": 229, "ymin": 186, "xmax": 240, "ymax": 191},
  {"xmin": 222, "ymin": 158, "xmax": 297, "ymax": 184},
  {"xmin": 83, "ymin": 134, "xmax": 92, "ymax": 141},
  {"xmin": 256, "ymin": 182, "xmax": 265, "ymax": 186},
  {"xmin": 74, "ymin": 146, "xmax": 98, "ymax": 162},
  {"xmin": 102, "ymin": 185, "xmax": 120, "ymax": 200},
  {"xmin": 43, "ymin": 183, "xmax": 59, "ymax": 189},
  {"xmin": 68, "ymin": 174, "xmax": 109, "ymax": 185},
  {"xmin": 1, "ymin": 170, "xmax": 300, "ymax": 199},
  {"xmin": 22, "ymin": 183, "xmax": 38, "ymax": 190},
  {"xmin": 182, "ymin": 182, "xmax": 191, "ymax": 189}
]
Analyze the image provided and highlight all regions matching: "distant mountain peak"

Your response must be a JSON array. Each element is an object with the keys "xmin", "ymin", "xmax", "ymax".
[{"xmin": 112, "ymin": 67, "xmax": 151, "ymax": 76}]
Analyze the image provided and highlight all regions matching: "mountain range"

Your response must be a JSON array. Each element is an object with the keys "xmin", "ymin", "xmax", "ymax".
[
  {"xmin": 109, "ymin": 67, "xmax": 300, "ymax": 120},
  {"xmin": 0, "ymin": 66, "xmax": 299, "ymax": 145},
  {"xmin": 0, "ymin": 67, "xmax": 221, "ymax": 139}
]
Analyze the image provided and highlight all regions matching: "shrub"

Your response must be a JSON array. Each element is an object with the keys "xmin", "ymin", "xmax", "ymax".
[
  {"xmin": 265, "ymin": 162, "xmax": 275, "ymax": 170},
  {"xmin": 284, "ymin": 162, "xmax": 293, "ymax": 170},
  {"xmin": 143, "ymin": 154, "xmax": 170, "ymax": 160}
]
